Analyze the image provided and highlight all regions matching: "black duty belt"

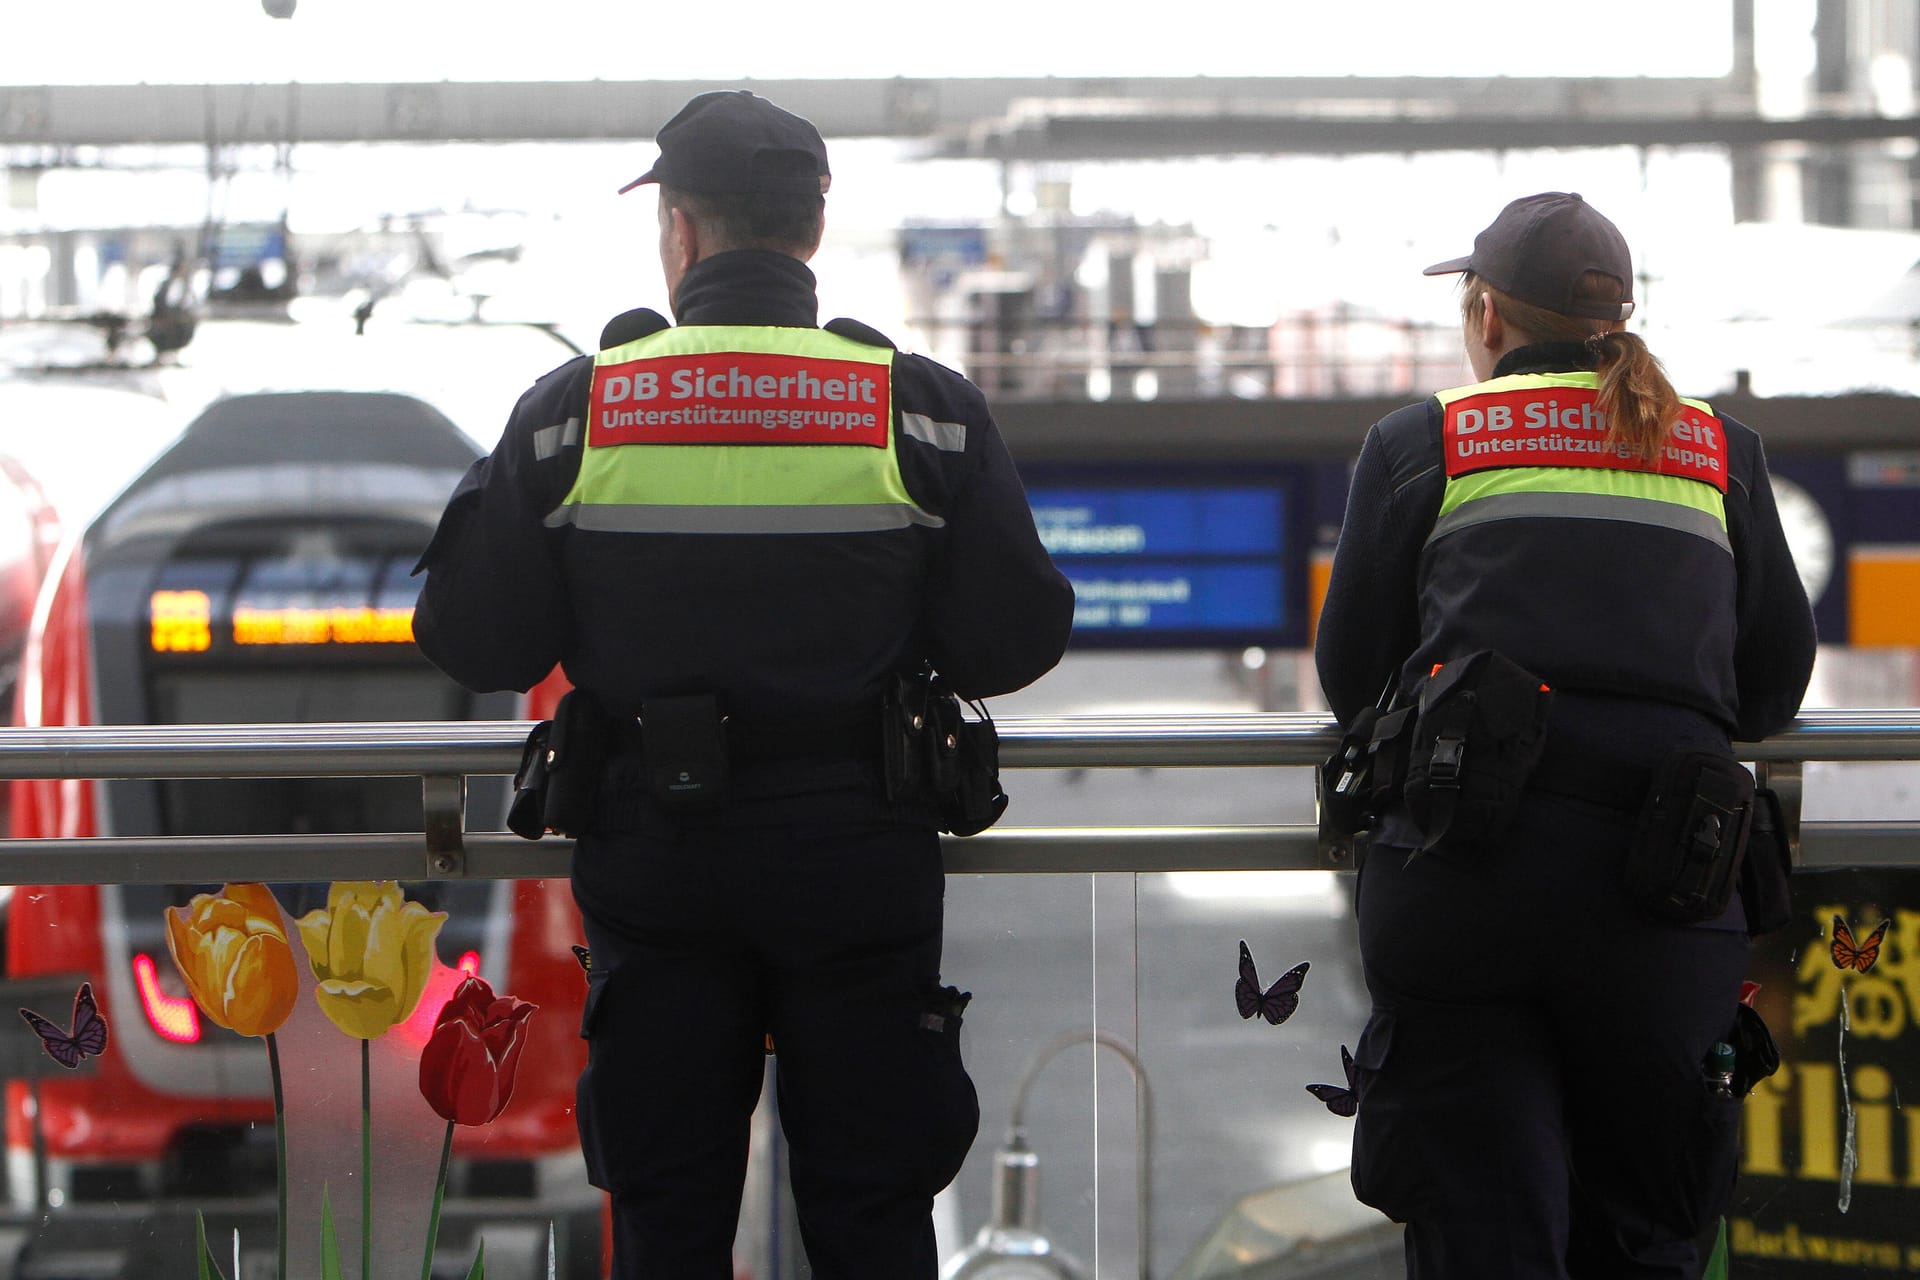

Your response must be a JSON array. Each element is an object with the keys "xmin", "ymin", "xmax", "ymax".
[
  {"xmin": 604, "ymin": 712, "xmax": 878, "ymax": 767},
  {"xmin": 1527, "ymin": 744, "xmax": 1653, "ymax": 814}
]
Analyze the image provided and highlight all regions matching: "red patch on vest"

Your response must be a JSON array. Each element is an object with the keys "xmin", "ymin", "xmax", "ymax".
[
  {"xmin": 1441, "ymin": 386, "xmax": 1727, "ymax": 493},
  {"xmin": 590, "ymin": 352, "xmax": 888, "ymax": 447}
]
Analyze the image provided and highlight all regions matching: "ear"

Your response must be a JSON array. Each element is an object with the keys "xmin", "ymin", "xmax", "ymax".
[
  {"xmin": 666, "ymin": 204, "xmax": 701, "ymax": 275},
  {"xmin": 1477, "ymin": 292, "xmax": 1505, "ymax": 356},
  {"xmin": 797, "ymin": 209, "xmax": 825, "ymax": 264}
]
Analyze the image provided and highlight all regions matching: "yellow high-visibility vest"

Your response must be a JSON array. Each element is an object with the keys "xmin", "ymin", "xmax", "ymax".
[
  {"xmin": 547, "ymin": 325, "xmax": 940, "ymax": 534},
  {"xmin": 1430, "ymin": 371, "xmax": 1729, "ymax": 555}
]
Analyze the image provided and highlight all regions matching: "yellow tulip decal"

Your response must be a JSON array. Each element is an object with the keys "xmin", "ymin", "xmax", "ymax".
[
  {"xmin": 164, "ymin": 882, "xmax": 299, "ymax": 1037},
  {"xmin": 295, "ymin": 881, "xmax": 447, "ymax": 1040}
]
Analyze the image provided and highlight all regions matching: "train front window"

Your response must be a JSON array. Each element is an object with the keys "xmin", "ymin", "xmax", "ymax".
[{"xmin": 151, "ymin": 668, "xmax": 464, "ymax": 835}]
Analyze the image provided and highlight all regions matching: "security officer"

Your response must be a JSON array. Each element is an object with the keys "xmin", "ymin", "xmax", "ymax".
[
  {"xmin": 413, "ymin": 90, "xmax": 1074, "ymax": 1280},
  {"xmin": 1314, "ymin": 192, "xmax": 1815, "ymax": 1279}
]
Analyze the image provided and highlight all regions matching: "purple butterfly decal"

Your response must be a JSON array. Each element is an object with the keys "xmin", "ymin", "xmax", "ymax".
[
  {"xmin": 1305, "ymin": 1044, "xmax": 1358, "ymax": 1117},
  {"xmin": 19, "ymin": 982, "xmax": 109, "ymax": 1070},
  {"xmin": 1235, "ymin": 940, "xmax": 1308, "ymax": 1025}
]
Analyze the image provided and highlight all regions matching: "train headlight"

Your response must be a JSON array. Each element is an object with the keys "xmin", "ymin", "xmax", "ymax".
[{"xmin": 132, "ymin": 953, "xmax": 202, "ymax": 1044}]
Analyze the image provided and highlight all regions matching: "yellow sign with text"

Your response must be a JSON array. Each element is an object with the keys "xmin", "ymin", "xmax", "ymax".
[{"xmin": 1732, "ymin": 885, "xmax": 1920, "ymax": 1276}]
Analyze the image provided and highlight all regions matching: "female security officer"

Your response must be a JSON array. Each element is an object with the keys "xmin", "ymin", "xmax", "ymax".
[{"xmin": 1314, "ymin": 192, "xmax": 1816, "ymax": 1279}]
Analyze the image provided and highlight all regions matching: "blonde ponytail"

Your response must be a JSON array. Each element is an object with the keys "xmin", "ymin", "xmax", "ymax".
[
  {"xmin": 1462, "ymin": 271, "xmax": 1681, "ymax": 463},
  {"xmin": 1588, "ymin": 330, "xmax": 1680, "ymax": 463}
]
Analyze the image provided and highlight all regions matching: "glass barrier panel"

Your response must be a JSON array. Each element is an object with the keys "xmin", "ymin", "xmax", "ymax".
[
  {"xmin": 933, "ymin": 869, "xmax": 1402, "ymax": 1280},
  {"xmin": 0, "ymin": 876, "xmax": 597, "ymax": 1280}
]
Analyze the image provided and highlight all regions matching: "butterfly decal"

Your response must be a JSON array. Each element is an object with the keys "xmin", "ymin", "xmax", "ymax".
[
  {"xmin": 19, "ymin": 982, "xmax": 109, "ymax": 1070},
  {"xmin": 572, "ymin": 944, "xmax": 593, "ymax": 975},
  {"xmin": 1830, "ymin": 915, "xmax": 1890, "ymax": 973},
  {"xmin": 1235, "ymin": 940, "xmax": 1308, "ymax": 1025},
  {"xmin": 1305, "ymin": 1044, "xmax": 1358, "ymax": 1118}
]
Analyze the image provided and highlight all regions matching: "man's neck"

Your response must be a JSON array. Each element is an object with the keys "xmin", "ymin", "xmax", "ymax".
[{"xmin": 673, "ymin": 250, "xmax": 820, "ymax": 327}]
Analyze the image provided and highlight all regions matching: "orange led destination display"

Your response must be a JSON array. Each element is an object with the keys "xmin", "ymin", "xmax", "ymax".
[
  {"xmin": 150, "ymin": 590, "xmax": 213, "ymax": 652},
  {"xmin": 232, "ymin": 606, "xmax": 415, "ymax": 646},
  {"xmin": 148, "ymin": 591, "xmax": 415, "ymax": 650}
]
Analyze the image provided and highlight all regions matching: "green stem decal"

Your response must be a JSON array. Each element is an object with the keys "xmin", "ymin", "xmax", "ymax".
[
  {"xmin": 267, "ymin": 1031, "xmax": 288, "ymax": 1280},
  {"xmin": 321, "ymin": 1185, "xmax": 345, "ymax": 1280},
  {"xmin": 361, "ymin": 1037, "xmax": 372, "ymax": 1280},
  {"xmin": 421, "ymin": 1120, "xmax": 454, "ymax": 1280},
  {"xmin": 194, "ymin": 1209, "xmax": 230, "ymax": 1280},
  {"xmin": 1702, "ymin": 1217, "xmax": 1729, "ymax": 1280}
]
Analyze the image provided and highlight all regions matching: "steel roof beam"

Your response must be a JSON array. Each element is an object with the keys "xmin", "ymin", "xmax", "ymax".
[{"xmin": 0, "ymin": 75, "xmax": 1777, "ymax": 150}]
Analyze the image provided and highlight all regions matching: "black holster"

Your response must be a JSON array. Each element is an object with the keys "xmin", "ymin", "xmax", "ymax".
[
  {"xmin": 882, "ymin": 668, "xmax": 1006, "ymax": 837},
  {"xmin": 1738, "ymin": 784, "xmax": 1794, "ymax": 936},
  {"xmin": 507, "ymin": 689, "xmax": 612, "ymax": 840},
  {"xmin": 1321, "ymin": 698, "xmax": 1415, "ymax": 838},
  {"xmin": 1622, "ymin": 750, "xmax": 1756, "ymax": 923}
]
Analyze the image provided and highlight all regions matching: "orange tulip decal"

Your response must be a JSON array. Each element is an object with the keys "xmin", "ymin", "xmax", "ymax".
[
  {"xmin": 163, "ymin": 882, "xmax": 300, "ymax": 1280},
  {"xmin": 418, "ymin": 976, "xmax": 538, "ymax": 1126},
  {"xmin": 164, "ymin": 882, "xmax": 298, "ymax": 1037}
]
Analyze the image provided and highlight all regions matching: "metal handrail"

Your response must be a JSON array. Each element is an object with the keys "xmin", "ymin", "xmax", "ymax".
[
  {"xmin": 0, "ymin": 710, "xmax": 1910, "ymax": 884},
  {"xmin": 0, "ymin": 707, "xmax": 1915, "ymax": 774}
]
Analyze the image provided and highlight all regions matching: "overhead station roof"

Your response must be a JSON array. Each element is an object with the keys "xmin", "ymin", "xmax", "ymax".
[{"xmin": 10, "ymin": 74, "xmax": 1907, "ymax": 157}]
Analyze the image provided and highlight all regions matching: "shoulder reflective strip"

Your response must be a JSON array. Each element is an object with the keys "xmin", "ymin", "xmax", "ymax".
[
  {"xmin": 598, "ymin": 323, "xmax": 895, "ymax": 365},
  {"xmin": 1428, "ymin": 489, "xmax": 1731, "ymax": 553},
  {"xmin": 1439, "ymin": 464, "xmax": 1726, "ymax": 525},
  {"xmin": 532, "ymin": 418, "xmax": 581, "ymax": 461},
  {"xmin": 1434, "ymin": 371, "xmax": 1601, "ymax": 405},
  {"xmin": 543, "ymin": 502, "xmax": 945, "ymax": 533},
  {"xmin": 901, "ymin": 412, "xmax": 966, "ymax": 452},
  {"xmin": 1436, "ymin": 370, "xmax": 1717, "ymax": 417}
]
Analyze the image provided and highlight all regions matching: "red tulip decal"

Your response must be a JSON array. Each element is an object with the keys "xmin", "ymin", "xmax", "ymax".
[{"xmin": 418, "ymin": 976, "xmax": 537, "ymax": 1126}]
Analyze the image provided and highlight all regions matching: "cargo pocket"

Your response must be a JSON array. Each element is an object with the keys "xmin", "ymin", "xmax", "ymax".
[
  {"xmin": 574, "ymin": 967, "xmax": 614, "ymax": 1191},
  {"xmin": 1676, "ymin": 1089, "xmax": 1743, "ymax": 1236},
  {"xmin": 918, "ymin": 983, "xmax": 980, "ymax": 1195},
  {"xmin": 1347, "ymin": 1008, "xmax": 1408, "ymax": 1220}
]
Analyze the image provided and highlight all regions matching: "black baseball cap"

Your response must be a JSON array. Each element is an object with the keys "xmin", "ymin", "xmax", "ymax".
[
  {"xmin": 1423, "ymin": 192, "xmax": 1635, "ymax": 321},
  {"xmin": 618, "ymin": 90, "xmax": 830, "ymax": 197}
]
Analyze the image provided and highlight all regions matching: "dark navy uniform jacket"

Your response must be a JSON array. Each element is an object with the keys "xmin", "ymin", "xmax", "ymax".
[
  {"xmin": 413, "ymin": 249, "xmax": 1074, "ymax": 730},
  {"xmin": 1316, "ymin": 341, "xmax": 1816, "ymax": 746}
]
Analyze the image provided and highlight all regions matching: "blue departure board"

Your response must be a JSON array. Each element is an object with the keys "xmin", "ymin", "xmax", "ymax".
[{"xmin": 1026, "ymin": 479, "xmax": 1301, "ymax": 648}]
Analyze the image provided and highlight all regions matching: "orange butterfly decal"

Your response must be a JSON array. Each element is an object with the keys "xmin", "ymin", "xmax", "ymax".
[{"xmin": 1830, "ymin": 915, "xmax": 1890, "ymax": 974}]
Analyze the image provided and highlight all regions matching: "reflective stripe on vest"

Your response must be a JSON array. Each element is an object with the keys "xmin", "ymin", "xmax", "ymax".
[
  {"xmin": 1430, "ymin": 372, "xmax": 1729, "ymax": 554},
  {"xmin": 547, "ymin": 325, "xmax": 940, "ymax": 533}
]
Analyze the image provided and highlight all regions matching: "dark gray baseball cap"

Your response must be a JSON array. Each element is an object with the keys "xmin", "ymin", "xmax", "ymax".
[
  {"xmin": 1423, "ymin": 192, "xmax": 1635, "ymax": 321},
  {"xmin": 619, "ymin": 90, "xmax": 830, "ymax": 197}
]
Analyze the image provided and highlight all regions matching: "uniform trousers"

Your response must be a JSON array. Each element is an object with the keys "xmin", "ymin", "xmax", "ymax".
[
  {"xmin": 1350, "ymin": 789, "xmax": 1750, "ymax": 1280},
  {"xmin": 571, "ymin": 810, "xmax": 978, "ymax": 1280}
]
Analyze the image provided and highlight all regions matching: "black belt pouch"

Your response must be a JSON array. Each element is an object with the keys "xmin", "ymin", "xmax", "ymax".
[
  {"xmin": 1401, "ymin": 650, "xmax": 1554, "ymax": 850},
  {"xmin": 939, "ymin": 700, "xmax": 1007, "ymax": 837},
  {"xmin": 640, "ymin": 694, "xmax": 728, "ymax": 813},
  {"xmin": 1624, "ymin": 750, "xmax": 1755, "ymax": 923},
  {"xmin": 883, "ymin": 669, "xmax": 1007, "ymax": 836}
]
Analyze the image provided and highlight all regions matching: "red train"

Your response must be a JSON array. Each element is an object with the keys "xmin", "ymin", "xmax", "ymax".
[{"xmin": 4, "ymin": 389, "xmax": 594, "ymax": 1279}]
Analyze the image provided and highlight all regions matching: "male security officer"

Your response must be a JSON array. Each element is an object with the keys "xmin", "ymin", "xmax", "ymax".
[{"xmin": 413, "ymin": 90, "xmax": 1074, "ymax": 1280}]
